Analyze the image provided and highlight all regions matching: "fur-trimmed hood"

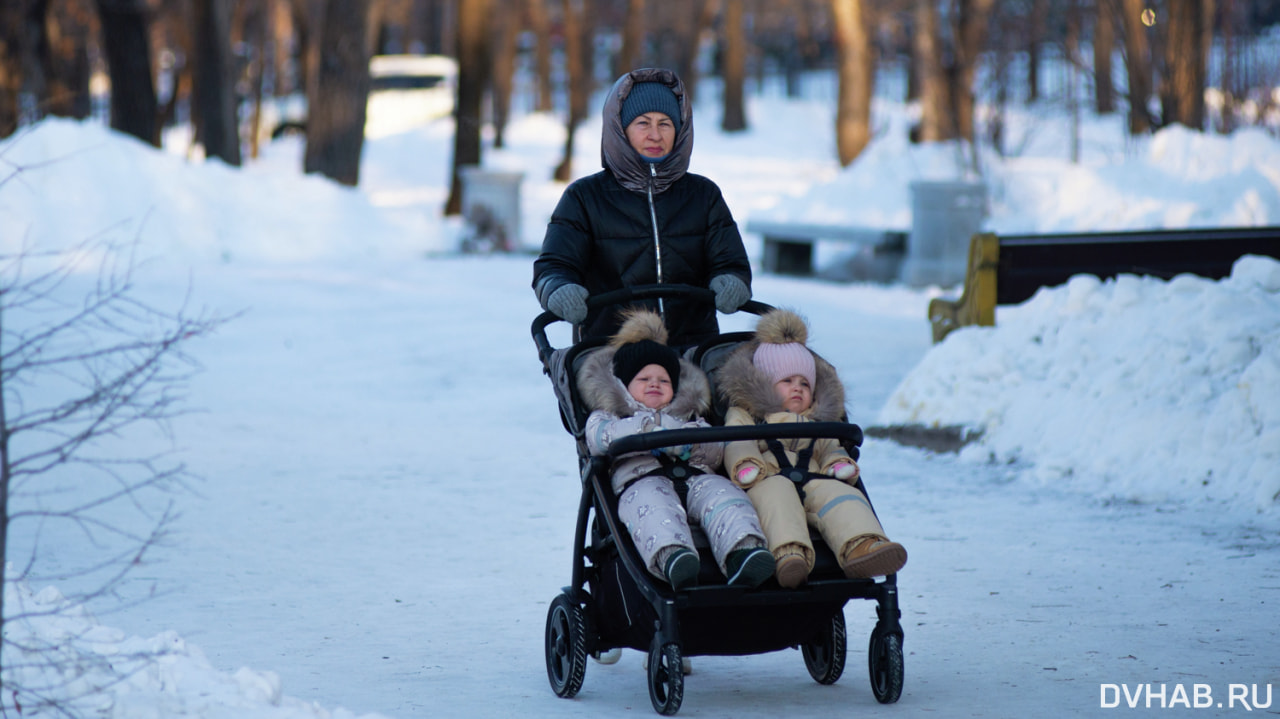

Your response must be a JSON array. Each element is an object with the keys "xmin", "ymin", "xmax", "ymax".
[
  {"xmin": 716, "ymin": 309, "xmax": 847, "ymax": 421},
  {"xmin": 577, "ymin": 309, "xmax": 710, "ymax": 419}
]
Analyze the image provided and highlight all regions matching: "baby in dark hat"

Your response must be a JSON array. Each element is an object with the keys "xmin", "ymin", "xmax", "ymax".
[{"xmin": 577, "ymin": 309, "xmax": 774, "ymax": 591}]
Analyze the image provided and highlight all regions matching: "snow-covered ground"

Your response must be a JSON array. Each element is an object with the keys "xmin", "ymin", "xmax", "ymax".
[{"xmin": 1, "ymin": 73, "xmax": 1277, "ymax": 718}]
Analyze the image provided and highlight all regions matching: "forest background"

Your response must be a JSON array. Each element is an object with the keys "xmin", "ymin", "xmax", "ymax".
[{"xmin": 3, "ymin": 0, "xmax": 1280, "ymax": 206}]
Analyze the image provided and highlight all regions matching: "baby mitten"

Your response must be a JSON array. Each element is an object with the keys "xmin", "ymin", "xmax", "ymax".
[
  {"xmin": 832, "ymin": 462, "xmax": 859, "ymax": 481},
  {"xmin": 736, "ymin": 464, "xmax": 761, "ymax": 487}
]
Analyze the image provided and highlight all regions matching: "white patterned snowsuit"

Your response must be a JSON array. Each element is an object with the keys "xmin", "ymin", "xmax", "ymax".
[{"xmin": 586, "ymin": 404, "xmax": 766, "ymax": 578}]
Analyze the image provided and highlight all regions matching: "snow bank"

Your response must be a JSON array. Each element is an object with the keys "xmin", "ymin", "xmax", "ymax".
[{"xmin": 878, "ymin": 255, "xmax": 1280, "ymax": 513}]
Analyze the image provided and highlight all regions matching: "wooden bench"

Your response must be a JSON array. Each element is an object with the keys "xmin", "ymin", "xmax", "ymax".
[
  {"xmin": 745, "ymin": 219, "xmax": 906, "ymax": 276},
  {"xmin": 928, "ymin": 226, "xmax": 1280, "ymax": 343}
]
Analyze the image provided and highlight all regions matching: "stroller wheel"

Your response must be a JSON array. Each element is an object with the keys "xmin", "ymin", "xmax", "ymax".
[
  {"xmin": 802, "ymin": 609, "xmax": 847, "ymax": 685},
  {"xmin": 867, "ymin": 627, "xmax": 904, "ymax": 703},
  {"xmin": 545, "ymin": 593, "xmax": 588, "ymax": 698},
  {"xmin": 647, "ymin": 640, "xmax": 685, "ymax": 715}
]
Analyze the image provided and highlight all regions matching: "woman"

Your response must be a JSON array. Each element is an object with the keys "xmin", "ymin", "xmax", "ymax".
[{"xmin": 532, "ymin": 67, "xmax": 752, "ymax": 347}]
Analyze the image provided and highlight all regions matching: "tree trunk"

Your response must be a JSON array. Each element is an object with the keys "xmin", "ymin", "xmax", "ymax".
[
  {"xmin": 491, "ymin": 0, "xmax": 519, "ymax": 148},
  {"xmin": 1067, "ymin": 0, "xmax": 1081, "ymax": 162},
  {"xmin": 302, "ymin": 0, "xmax": 373, "ymax": 186},
  {"xmin": 720, "ymin": 0, "xmax": 746, "ymax": 132},
  {"xmin": 553, "ymin": 0, "xmax": 589, "ymax": 182},
  {"xmin": 671, "ymin": 0, "xmax": 715, "ymax": 102},
  {"xmin": 950, "ymin": 0, "xmax": 995, "ymax": 143},
  {"xmin": 616, "ymin": 0, "xmax": 645, "ymax": 78},
  {"xmin": 244, "ymin": 0, "xmax": 268, "ymax": 159},
  {"xmin": 526, "ymin": 0, "xmax": 553, "ymax": 112},
  {"xmin": 913, "ymin": 0, "xmax": 947, "ymax": 141},
  {"xmin": 1219, "ymin": 0, "xmax": 1236, "ymax": 132},
  {"xmin": 192, "ymin": 0, "xmax": 241, "ymax": 165},
  {"xmin": 33, "ymin": 0, "xmax": 93, "ymax": 120},
  {"xmin": 1027, "ymin": 0, "xmax": 1048, "ymax": 102},
  {"xmin": 1120, "ymin": 0, "xmax": 1152, "ymax": 133},
  {"xmin": 1, "ymin": 0, "xmax": 27, "ymax": 137},
  {"xmin": 95, "ymin": 0, "xmax": 160, "ymax": 146},
  {"xmin": 445, "ymin": 0, "xmax": 490, "ymax": 213},
  {"xmin": 1094, "ymin": 0, "xmax": 1115, "ymax": 113},
  {"xmin": 832, "ymin": 0, "xmax": 874, "ymax": 165},
  {"xmin": 1162, "ymin": 0, "xmax": 1211, "ymax": 130}
]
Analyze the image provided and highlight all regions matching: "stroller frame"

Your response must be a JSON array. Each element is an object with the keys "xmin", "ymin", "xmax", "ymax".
[{"xmin": 533, "ymin": 285, "xmax": 904, "ymax": 715}]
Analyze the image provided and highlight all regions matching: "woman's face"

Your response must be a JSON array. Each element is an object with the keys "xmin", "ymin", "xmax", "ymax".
[
  {"xmin": 627, "ymin": 364, "xmax": 674, "ymax": 409},
  {"xmin": 774, "ymin": 375, "xmax": 813, "ymax": 414},
  {"xmin": 625, "ymin": 111, "xmax": 676, "ymax": 159}
]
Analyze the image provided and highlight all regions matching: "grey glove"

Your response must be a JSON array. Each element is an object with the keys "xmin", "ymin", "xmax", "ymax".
[
  {"xmin": 710, "ymin": 274, "xmax": 751, "ymax": 313},
  {"xmin": 547, "ymin": 283, "xmax": 589, "ymax": 324}
]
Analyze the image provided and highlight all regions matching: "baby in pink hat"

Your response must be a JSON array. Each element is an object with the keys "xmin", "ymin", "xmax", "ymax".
[{"xmin": 716, "ymin": 309, "xmax": 907, "ymax": 588}]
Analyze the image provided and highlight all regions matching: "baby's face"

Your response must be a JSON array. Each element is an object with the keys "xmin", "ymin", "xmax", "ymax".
[
  {"xmin": 628, "ymin": 364, "xmax": 674, "ymax": 409},
  {"xmin": 774, "ymin": 375, "xmax": 813, "ymax": 413}
]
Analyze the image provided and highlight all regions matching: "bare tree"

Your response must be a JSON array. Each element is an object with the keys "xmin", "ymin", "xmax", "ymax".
[
  {"xmin": 1095, "ymin": 0, "xmax": 1116, "ymax": 113},
  {"xmin": 491, "ymin": 0, "xmax": 520, "ymax": 148},
  {"xmin": 950, "ymin": 0, "xmax": 995, "ymax": 143},
  {"xmin": 721, "ymin": 0, "xmax": 747, "ymax": 132},
  {"xmin": 33, "ymin": 0, "xmax": 95, "ymax": 121},
  {"xmin": 303, "ymin": 0, "xmax": 374, "ymax": 186},
  {"xmin": 1066, "ymin": 0, "xmax": 1082, "ymax": 162},
  {"xmin": 445, "ymin": 0, "xmax": 491, "ymax": 214},
  {"xmin": 192, "ymin": 0, "xmax": 242, "ymax": 165},
  {"xmin": 1026, "ymin": 0, "xmax": 1048, "ymax": 102},
  {"xmin": 1119, "ymin": 0, "xmax": 1153, "ymax": 133},
  {"xmin": 552, "ymin": 0, "xmax": 590, "ymax": 182},
  {"xmin": 0, "ymin": 0, "xmax": 24, "ymax": 138},
  {"xmin": 526, "ymin": 0, "xmax": 554, "ymax": 112},
  {"xmin": 0, "ymin": 168, "xmax": 227, "ymax": 715},
  {"xmin": 616, "ymin": 0, "xmax": 645, "ymax": 78},
  {"xmin": 832, "ymin": 0, "xmax": 875, "ymax": 165},
  {"xmin": 95, "ymin": 0, "xmax": 161, "ymax": 146},
  {"xmin": 1161, "ymin": 0, "xmax": 1212, "ymax": 130},
  {"xmin": 669, "ymin": 0, "xmax": 717, "ymax": 101},
  {"xmin": 913, "ymin": 0, "xmax": 948, "ymax": 141}
]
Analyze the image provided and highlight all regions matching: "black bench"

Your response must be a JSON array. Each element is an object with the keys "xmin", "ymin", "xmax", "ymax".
[
  {"xmin": 745, "ymin": 219, "xmax": 907, "ymax": 276},
  {"xmin": 928, "ymin": 226, "xmax": 1280, "ymax": 343}
]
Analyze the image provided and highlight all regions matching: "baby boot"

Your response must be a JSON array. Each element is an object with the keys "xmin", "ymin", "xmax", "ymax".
[
  {"xmin": 664, "ymin": 547, "xmax": 700, "ymax": 591},
  {"xmin": 724, "ymin": 546, "xmax": 775, "ymax": 588},
  {"xmin": 840, "ymin": 535, "xmax": 907, "ymax": 579},
  {"xmin": 773, "ymin": 543, "xmax": 811, "ymax": 589}
]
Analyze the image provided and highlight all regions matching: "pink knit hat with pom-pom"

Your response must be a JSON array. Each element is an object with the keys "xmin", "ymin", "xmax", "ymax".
[{"xmin": 752, "ymin": 342, "xmax": 816, "ymax": 386}]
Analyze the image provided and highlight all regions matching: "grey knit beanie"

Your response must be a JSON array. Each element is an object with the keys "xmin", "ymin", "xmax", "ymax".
[{"xmin": 620, "ymin": 82, "xmax": 681, "ymax": 133}]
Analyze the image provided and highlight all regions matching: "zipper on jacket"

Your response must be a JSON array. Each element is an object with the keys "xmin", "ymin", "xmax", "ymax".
[{"xmin": 647, "ymin": 164, "xmax": 665, "ymax": 317}]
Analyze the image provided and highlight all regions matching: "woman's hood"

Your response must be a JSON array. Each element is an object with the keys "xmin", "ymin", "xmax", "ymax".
[{"xmin": 600, "ymin": 68, "xmax": 693, "ymax": 194}]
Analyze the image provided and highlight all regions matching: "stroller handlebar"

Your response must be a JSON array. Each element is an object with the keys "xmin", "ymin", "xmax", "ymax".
[
  {"xmin": 531, "ymin": 283, "xmax": 774, "ymax": 364},
  {"xmin": 606, "ymin": 421, "xmax": 863, "ymax": 458}
]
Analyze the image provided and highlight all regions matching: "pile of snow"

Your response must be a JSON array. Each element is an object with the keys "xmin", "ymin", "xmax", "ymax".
[
  {"xmin": 748, "ymin": 116, "xmax": 1280, "ymax": 235},
  {"xmin": 2, "ymin": 578, "xmax": 389, "ymax": 718},
  {"xmin": 0, "ymin": 119, "xmax": 433, "ymax": 265},
  {"xmin": 879, "ymin": 255, "xmax": 1280, "ymax": 513}
]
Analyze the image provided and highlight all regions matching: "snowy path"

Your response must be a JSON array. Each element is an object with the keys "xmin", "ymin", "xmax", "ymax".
[{"xmin": 86, "ymin": 256, "xmax": 1278, "ymax": 718}]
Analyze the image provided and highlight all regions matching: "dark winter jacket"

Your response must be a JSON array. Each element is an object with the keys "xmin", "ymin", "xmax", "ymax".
[{"xmin": 532, "ymin": 67, "xmax": 751, "ymax": 346}]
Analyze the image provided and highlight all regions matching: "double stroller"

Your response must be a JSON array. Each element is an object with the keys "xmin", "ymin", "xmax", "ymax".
[{"xmin": 532, "ymin": 284, "xmax": 904, "ymax": 715}]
